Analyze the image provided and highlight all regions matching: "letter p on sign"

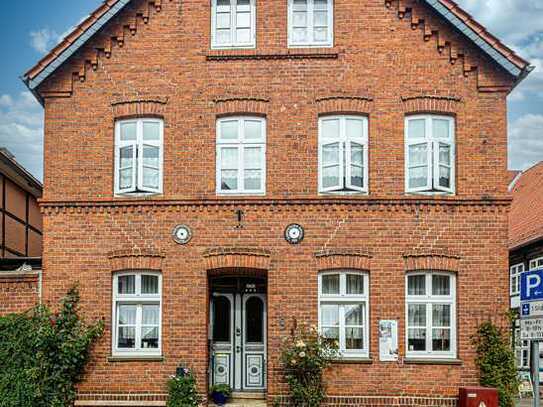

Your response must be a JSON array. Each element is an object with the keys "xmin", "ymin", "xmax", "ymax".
[{"xmin": 528, "ymin": 275, "xmax": 542, "ymax": 297}]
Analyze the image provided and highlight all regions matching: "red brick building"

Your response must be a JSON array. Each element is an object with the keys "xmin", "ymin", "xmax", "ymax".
[{"xmin": 22, "ymin": 0, "xmax": 531, "ymax": 405}]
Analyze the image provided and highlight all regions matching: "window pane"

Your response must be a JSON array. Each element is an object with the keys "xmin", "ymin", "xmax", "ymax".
[
  {"xmin": 120, "ymin": 168, "xmax": 134, "ymax": 190},
  {"xmin": 244, "ymin": 147, "xmax": 262, "ymax": 168},
  {"xmin": 408, "ymin": 119, "xmax": 425, "ymax": 139},
  {"xmin": 118, "ymin": 275, "xmax": 135, "ymax": 295},
  {"xmin": 408, "ymin": 304, "xmax": 426, "ymax": 326},
  {"xmin": 408, "ymin": 328, "xmax": 426, "ymax": 351},
  {"xmin": 351, "ymin": 165, "xmax": 363, "ymax": 188},
  {"xmin": 142, "ymin": 167, "xmax": 159, "ymax": 189},
  {"xmin": 321, "ymin": 119, "xmax": 340, "ymax": 139},
  {"xmin": 432, "ymin": 329, "xmax": 450, "ymax": 351},
  {"xmin": 217, "ymin": 12, "xmax": 231, "ymax": 29},
  {"xmin": 141, "ymin": 327, "xmax": 159, "ymax": 349},
  {"xmin": 237, "ymin": 0, "xmax": 250, "ymax": 8},
  {"xmin": 213, "ymin": 296, "xmax": 231, "ymax": 342},
  {"xmin": 143, "ymin": 145, "xmax": 159, "ymax": 168},
  {"xmin": 118, "ymin": 305, "xmax": 137, "ymax": 325},
  {"xmin": 244, "ymin": 120, "xmax": 263, "ymax": 140},
  {"xmin": 432, "ymin": 275, "xmax": 450, "ymax": 296},
  {"xmin": 314, "ymin": 27, "xmax": 327, "ymax": 42},
  {"xmin": 345, "ymin": 304, "xmax": 364, "ymax": 326},
  {"xmin": 345, "ymin": 327, "xmax": 363, "ymax": 350},
  {"xmin": 322, "ymin": 327, "xmax": 339, "ymax": 339},
  {"xmin": 321, "ymin": 304, "xmax": 339, "ymax": 326},
  {"xmin": 120, "ymin": 146, "xmax": 133, "ymax": 169},
  {"xmin": 439, "ymin": 166, "xmax": 451, "ymax": 188},
  {"xmin": 120, "ymin": 122, "xmax": 136, "ymax": 141},
  {"xmin": 293, "ymin": 11, "xmax": 307, "ymax": 26},
  {"xmin": 408, "ymin": 275, "xmax": 425, "ymax": 296},
  {"xmin": 143, "ymin": 122, "xmax": 160, "ymax": 141},
  {"xmin": 292, "ymin": 0, "xmax": 307, "ymax": 11},
  {"xmin": 236, "ymin": 28, "xmax": 251, "ymax": 43},
  {"xmin": 221, "ymin": 148, "xmax": 238, "ymax": 169},
  {"xmin": 244, "ymin": 169, "xmax": 262, "ymax": 190},
  {"xmin": 292, "ymin": 27, "xmax": 307, "ymax": 42},
  {"xmin": 221, "ymin": 170, "xmax": 238, "ymax": 191},
  {"xmin": 351, "ymin": 143, "xmax": 363, "ymax": 167},
  {"xmin": 432, "ymin": 304, "xmax": 451, "ymax": 327},
  {"xmin": 314, "ymin": 0, "xmax": 328, "ymax": 10},
  {"xmin": 323, "ymin": 143, "xmax": 340, "ymax": 166},
  {"xmin": 433, "ymin": 119, "xmax": 450, "ymax": 139},
  {"xmin": 346, "ymin": 274, "xmax": 364, "ymax": 294},
  {"xmin": 216, "ymin": 28, "xmax": 231, "ymax": 44},
  {"xmin": 236, "ymin": 12, "xmax": 251, "ymax": 28},
  {"xmin": 142, "ymin": 305, "xmax": 159, "ymax": 325},
  {"xmin": 118, "ymin": 327, "xmax": 136, "ymax": 348},
  {"xmin": 409, "ymin": 166, "xmax": 428, "ymax": 189},
  {"xmin": 220, "ymin": 120, "xmax": 238, "ymax": 140},
  {"xmin": 245, "ymin": 297, "xmax": 264, "ymax": 343},
  {"xmin": 439, "ymin": 143, "xmax": 451, "ymax": 165},
  {"xmin": 323, "ymin": 166, "xmax": 340, "ymax": 189},
  {"xmin": 322, "ymin": 274, "xmax": 340, "ymax": 294},
  {"xmin": 142, "ymin": 275, "xmax": 159, "ymax": 295},
  {"xmin": 314, "ymin": 10, "xmax": 328, "ymax": 27},
  {"xmin": 409, "ymin": 143, "xmax": 428, "ymax": 167}
]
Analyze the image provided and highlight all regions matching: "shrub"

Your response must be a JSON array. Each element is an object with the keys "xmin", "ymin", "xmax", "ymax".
[
  {"xmin": 167, "ymin": 368, "xmax": 202, "ymax": 407},
  {"xmin": 0, "ymin": 287, "xmax": 104, "ymax": 407},
  {"xmin": 280, "ymin": 323, "xmax": 340, "ymax": 407},
  {"xmin": 210, "ymin": 384, "xmax": 232, "ymax": 398},
  {"xmin": 472, "ymin": 320, "xmax": 519, "ymax": 407}
]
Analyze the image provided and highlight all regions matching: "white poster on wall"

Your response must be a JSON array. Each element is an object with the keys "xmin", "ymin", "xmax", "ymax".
[{"xmin": 379, "ymin": 320, "xmax": 398, "ymax": 362}]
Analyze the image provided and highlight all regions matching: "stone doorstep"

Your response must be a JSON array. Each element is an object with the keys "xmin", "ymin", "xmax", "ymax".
[{"xmin": 209, "ymin": 391, "xmax": 267, "ymax": 406}]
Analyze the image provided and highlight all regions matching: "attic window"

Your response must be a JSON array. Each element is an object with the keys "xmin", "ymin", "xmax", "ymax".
[
  {"xmin": 288, "ymin": 0, "xmax": 334, "ymax": 48},
  {"xmin": 211, "ymin": 0, "xmax": 256, "ymax": 49}
]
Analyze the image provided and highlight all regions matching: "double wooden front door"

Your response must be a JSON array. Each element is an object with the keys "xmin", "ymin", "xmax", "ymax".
[{"xmin": 210, "ymin": 293, "xmax": 266, "ymax": 392}]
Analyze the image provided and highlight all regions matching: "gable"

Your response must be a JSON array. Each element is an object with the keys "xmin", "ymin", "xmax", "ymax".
[{"xmin": 22, "ymin": 0, "xmax": 532, "ymax": 103}]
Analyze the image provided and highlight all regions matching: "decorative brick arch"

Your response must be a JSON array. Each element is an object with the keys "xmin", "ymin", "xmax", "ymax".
[
  {"xmin": 108, "ymin": 248, "xmax": 165, "ymax": 272},
  {"xmin": 214, "ymin": 97, "xmax": 270, "ymax": 117},
  {"xmin": 111, "ymin": 97, "xmax": 168, "ymax": 119},
  {"xmin": 316, "ymin": 96, "xmax": 373, "ymax": 116},
  {"xmin": 203, "ymin": 247, "xmax": 272, "ymax": 271},
  {"xmin": 400, "ymin": 95, "xmax": 462, "ymax": 115},
  {"xmin": 403, "ymin": 249, "xmax": 461, "ymax": 273},
  {"xmin": 314, "ymin": 249, "xmax": 372, "ymax": 271}
]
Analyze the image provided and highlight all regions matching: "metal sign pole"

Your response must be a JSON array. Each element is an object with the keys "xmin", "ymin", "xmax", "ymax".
[{"xmin": 532, "ymin": 340, "xmax": 540, "ymax": 407}]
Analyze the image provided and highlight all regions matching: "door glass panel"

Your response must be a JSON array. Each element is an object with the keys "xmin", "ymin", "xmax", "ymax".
[
  {"xmin": 246, "ymin": 297, "xmax": 264, "ymax": 343},
  {"xmin": 213, "ymin": 296, "xmax": 231, "ymax": 342}
]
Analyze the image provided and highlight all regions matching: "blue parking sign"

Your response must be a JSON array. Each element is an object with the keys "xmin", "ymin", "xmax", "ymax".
[{"xmin": 521, "ymin": 269, "xmax": 543, "ymax": 302}]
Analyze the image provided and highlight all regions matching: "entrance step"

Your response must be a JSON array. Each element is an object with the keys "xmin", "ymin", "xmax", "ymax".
[{"xmin": 209, "ymin": 392, "xmax": 266, "ymax": 406}]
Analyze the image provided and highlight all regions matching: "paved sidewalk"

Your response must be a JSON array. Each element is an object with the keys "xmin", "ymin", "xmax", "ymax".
[{"xmin": 518, "ymin": 399, "xmax": 543, "ymax": 407}]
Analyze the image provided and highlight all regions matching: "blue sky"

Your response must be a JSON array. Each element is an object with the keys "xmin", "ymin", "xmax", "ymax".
[{"xmin": 0, "ymin": 0, "xmax": 542, "ymax": 180}]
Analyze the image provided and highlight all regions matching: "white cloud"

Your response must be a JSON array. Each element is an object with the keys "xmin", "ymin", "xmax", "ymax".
[
  {"xmin": 29, "ymin": 28, "xmax": 61, "ymax": 54},
  {"xmin": 509, "ymin": 114, "xmax": 543, "ymax": 170},
  {"xmin": 0, "ymin": 92, "xmax": 43, "ymax": 180}
]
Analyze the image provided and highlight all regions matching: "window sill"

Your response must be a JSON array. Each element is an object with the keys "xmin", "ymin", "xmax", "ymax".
[
  {"xmin": 107, "ymin": 355, "xmax": 164, "ymax": 362},
  {"xmin": 205, "ymin": 48, "xmax": 340, "ymax": 61},
  {"xmin": 332, "ymin": 356, "xmax": 373, "ymax": 364},
  {"xmin": 404, "ymin": 358, "xmax": 462, "ymax": 365},
  {"xmin": 114, "ymin": 192, "xmax": 162, "ymax": 199}
]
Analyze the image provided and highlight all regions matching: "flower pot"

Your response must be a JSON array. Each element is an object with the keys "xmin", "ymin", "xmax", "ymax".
[{"xmin": 211, "ymin": 391, "xmax": 228, "ymax": 405}]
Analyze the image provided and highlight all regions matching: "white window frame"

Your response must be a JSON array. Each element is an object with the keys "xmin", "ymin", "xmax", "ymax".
[
  {"xmin": 211, "ymin": 0, "xmax": 256, "ymax": 49},
  {"xmin": 318, "ymin": 115, "xmax": 369, "ymax": 194},
  {"xmin": 510, "ymin": 263, "xmax": 525, "ymax": 296},
  {"xmin": 112, "ymin": 271, "xmax": 162, "ymax": 357},
  {"xmin": 405, "ymin": 271, "xmax": 457, "ymax": 359},
  {"xmin": 318, "ymin": 271, "xmax": 370, "ymax": 358},
  {"xmin": 530, "ymin": 257, "xmax": 543, "ymax": 271},
  {"xmin": 404, "ymin": 115, "xmax": 455, "ymax": 195},
  {"xmin": 514, "ymin": 324, "xmax": 530, "ymax": 370},
  {"xmin": 216, "ymin": 116, "xmax": 266, "ymax": 195},
  {"xmin": 288, "ymin": 0, "xmax": 334, "ymax": 48},
  {"xmin": 114, "ymin": 118, "xmax": 164, "ymax": 196}
]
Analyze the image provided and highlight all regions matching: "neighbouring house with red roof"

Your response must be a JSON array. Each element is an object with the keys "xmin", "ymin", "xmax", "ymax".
[
  {"xmin": 20, "ymin": 0, "xmax": 532, "ymax": 405},
  {"xmin": 509, "ymin": 162, "xmax": 543, "ymax": 375}
]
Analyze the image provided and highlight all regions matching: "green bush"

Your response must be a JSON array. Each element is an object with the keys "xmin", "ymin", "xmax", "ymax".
[
  {"xmin": 472, "ymin": 320, "xmax": 519, "ymax": 407},
  {"xmin": 210, "ymin": 384, "xmax": 232, "ymax": 398},
  {"xmin": 0, "ymin": 287, "xmax": 104, "ymax": 407},
  {"xmin": 167, "ymin": 368, "xmax": 202, "ymax": 407},
  {"xmin": 280, "ymin": 324, "xmax": 340, "ymax": 407}
]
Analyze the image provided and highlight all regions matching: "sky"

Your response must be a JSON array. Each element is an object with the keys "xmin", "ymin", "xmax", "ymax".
[{"xmin": 0, "ymin": 0, "xmax": 541, "ymax": 181}]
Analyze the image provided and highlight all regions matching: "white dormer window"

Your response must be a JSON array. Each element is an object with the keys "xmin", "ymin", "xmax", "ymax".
[
  {"xmin": 405, "ymin": 115, "xmax": 455, "ymax": 195},
  {"xmin": 288, "ymin": 0, "xmax": 333, "ymax": 48},
  {"xmin": 114, "ymin": 118, "xmax": 164, "ymax": 196},
  {"xmin": 211, "ymin": 0, "xmax": 256, "ymax": 49}
]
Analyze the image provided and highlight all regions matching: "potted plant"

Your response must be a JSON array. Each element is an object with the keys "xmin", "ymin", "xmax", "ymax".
[{"xmin": 209, "ymin": 384, "xmax": 232, "ymax": 406}]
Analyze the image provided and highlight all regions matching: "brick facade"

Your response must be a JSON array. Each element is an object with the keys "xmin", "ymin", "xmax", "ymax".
[{"xmin": 29, "ymin": 0, "xmax": 524, "ymax": 405}]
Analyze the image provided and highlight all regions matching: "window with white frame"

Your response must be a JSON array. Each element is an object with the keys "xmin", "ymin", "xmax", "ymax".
[
  {"xmin": 514, "ymin": 325, "xmax": 530, "ymax": 370},
  {"xmin": 405, "ymin": 272, "xmax": 456, "ymax": 359},
  {"xmin": 216, "ymin": 116, "xmax": 266, "ymax": 194},
  {"xmin": 318, "ymin": 271, "xmax": 369, "ymax": 358},
  {"xmin": 530, "ymin": 257, "xmax": 543, "ymax": 270},
  {"xmin": 288, "ymin": 0, "xmax": 333, "ymax": 47},
  {"xmin": 211, "ymin": 0, "xmax": 256, "ymax": 49},
  {"xmin": 112, "ymin": 272, "xmax": 162, "ymax": 356},
  {"xmin": 114, "ymin": 118, "xmax": 163, "ymax": 195},
  {"xmin": 510, "ymin": 263, "xmax": 525, "ymax": 296},
  {"xmin": 405, "ymin": 115, "xmax": 455, "ymax": 194},
  {"xmin": 318, "ymin": 115, "xmax": 369, "ymax": 194}
]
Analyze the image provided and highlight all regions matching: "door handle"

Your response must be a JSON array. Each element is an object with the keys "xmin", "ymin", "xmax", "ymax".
[{"xmin": 236, "ymin": 346, "xmax": 241, "ymax": 353}]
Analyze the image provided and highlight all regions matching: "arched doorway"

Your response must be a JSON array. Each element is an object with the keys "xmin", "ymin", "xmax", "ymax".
[{"xmin": 209, "ymin": 275, "xmax": 267, "ymax": 393}]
